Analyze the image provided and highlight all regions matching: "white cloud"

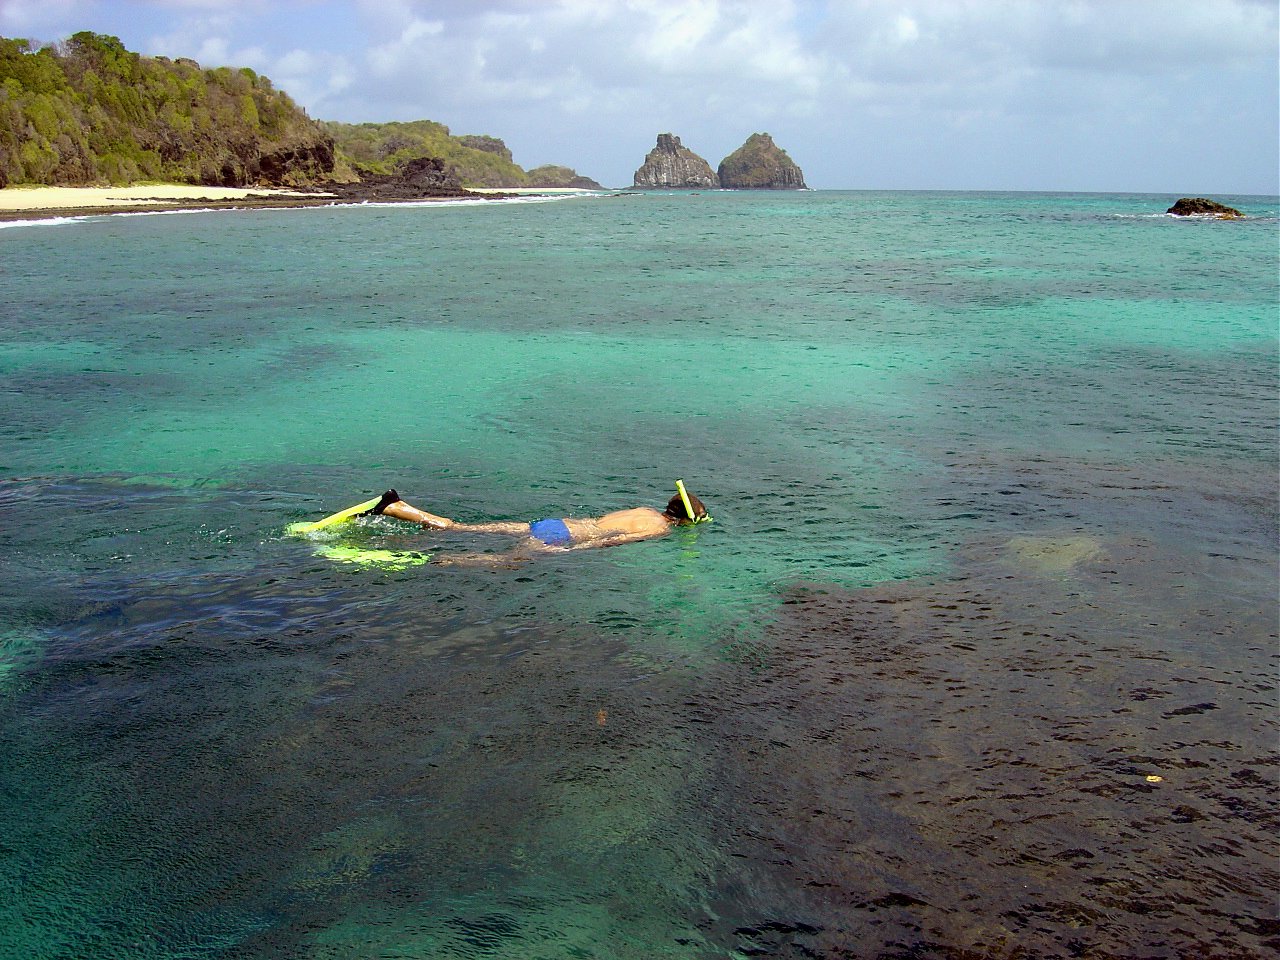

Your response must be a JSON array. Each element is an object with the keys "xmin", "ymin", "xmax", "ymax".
[
  {"xmin": 318, "ymin": 0, "xmax": 1272, "ymax": 189},
  {"xmin": 0, "ymin": 0, "xmax": 81, "ymax": 34},
  {"xmin": 272, "ymin": 48, "xmax": 355, "ymax": 107},
  {"xmin": 631, "ymin": 0, "xmax": 719, "ymax": 67},
  {"xmin": 893, "ymin": 14, "xmax": 919, "ymax": 44},
  {"xmin": 335, "ymin": 0, "xmax": 824, "ymax": 116},
  {"xmin": 1, "ymin": 0, "xmax": 1273, "ymax": 190}
]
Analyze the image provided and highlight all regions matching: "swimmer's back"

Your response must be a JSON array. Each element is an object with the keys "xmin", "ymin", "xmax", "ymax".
[{"xmin": 564, "ymin": 507, "xmax": 670, "ymax": 542}]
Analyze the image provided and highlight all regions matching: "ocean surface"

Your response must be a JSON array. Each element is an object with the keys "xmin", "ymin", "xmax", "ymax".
[{"xmin": 0, "ymin": 190, "xmax": 1276, "ymax": 959}]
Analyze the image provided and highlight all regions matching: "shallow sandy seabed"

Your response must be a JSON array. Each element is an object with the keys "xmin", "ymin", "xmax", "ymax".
[
  {"xmin": 0, "ymin": 184, "xmax": 322, "ymax": 211},
  {"xmin": 1003, "ymin": 533, "xmax": 1104, "ymax": 574}
]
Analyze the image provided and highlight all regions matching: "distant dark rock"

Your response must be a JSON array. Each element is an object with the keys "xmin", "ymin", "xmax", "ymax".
[
  {"xmin": 1166, "ymin": 197, "xmax": 1243, "ymax": 218},
  {"xmin": 717, "ymin": 133, "xmax": 807, "ymax": 189},
  {"xmin": 525, "ymin": 164, "xmax": 603, "ymax": 189},
  {"xmin": 631, "ymin": 134, "xmax": 718, "ymax": 189}
]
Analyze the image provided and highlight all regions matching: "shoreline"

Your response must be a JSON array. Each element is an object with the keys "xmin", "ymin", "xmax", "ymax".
[{"xmin": 0, "ymin": 184, "xmax": 604, "ymax": 224}]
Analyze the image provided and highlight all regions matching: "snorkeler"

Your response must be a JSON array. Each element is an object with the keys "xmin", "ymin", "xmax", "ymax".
[{"xmin": 365, "ymin": 482, "xmax": 709, "ymax": 552}]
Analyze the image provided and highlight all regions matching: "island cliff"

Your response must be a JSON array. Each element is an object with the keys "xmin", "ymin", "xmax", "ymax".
[
  {"xmin": 717, "ymin": 133, "xmax": 806, "ymax": 189},
  {"xmin": 631, "ymin": 134, "xmax": 718, "ymax": 189}
]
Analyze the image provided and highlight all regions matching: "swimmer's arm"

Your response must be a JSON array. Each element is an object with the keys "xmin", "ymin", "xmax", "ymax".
[{"xmin": 565, "ymin": 530, "xmax": 664, "ymax": 551}]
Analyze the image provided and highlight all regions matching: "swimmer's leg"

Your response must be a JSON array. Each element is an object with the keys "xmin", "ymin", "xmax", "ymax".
[
  {"xmin": 373, "ymin": 492, "xmax": 453, "ymax": 529},
  {"xmin": 371, "ymin": 490, "xmax": 527, "ymax": 535},
  {"xmin": 458, "ymin": 521, "xmax": 536, "ymax": 535}
]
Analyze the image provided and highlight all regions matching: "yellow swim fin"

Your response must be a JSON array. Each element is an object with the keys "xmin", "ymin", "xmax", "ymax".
[
  {"xmin": 315, "ymin": 545, "xmax": 430, "ymax": 570},
  {"xmin": 286, "ymin": 496, "xmax": 383, "ymax": 536}
]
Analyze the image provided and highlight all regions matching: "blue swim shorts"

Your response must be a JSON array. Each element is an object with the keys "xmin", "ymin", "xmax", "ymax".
[{"xmin": 529, "ymin": 518, "xmax": 573, "ymax": 546}]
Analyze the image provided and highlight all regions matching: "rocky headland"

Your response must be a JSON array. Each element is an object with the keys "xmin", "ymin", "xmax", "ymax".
[
  {"xmin": 525, "ymin": 165, "xmax": 603, "ymax": 190},
  {"xmin": 455, "ymin": 135, "xmax": 513, "ymax": 164},
  {"xmin": 717, "ymin": 133, "xmax": 806, "ymax": 189},
  {"xmin": 0, "ymin": 32, "xmax": 335, "ymax": 189},
  {"xmin": 631, "ymin": 134, "xmax": 719, "ymax": 189},
  {"xmin": 324, "ymin": 122, "xmax": 600, "ymax": 190},
  {"xmin": 2, "ymin": 33, "xmax": 602, "ymax": 202},
  {"xmin": 1166, "ymin": 197, "xmax": 1243, "ymax": 218}
]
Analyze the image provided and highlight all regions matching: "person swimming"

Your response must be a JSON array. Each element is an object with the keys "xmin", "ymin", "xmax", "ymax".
[{"xmin": 365, "ymin": 485, "xmax": 709, "ymax": 552}]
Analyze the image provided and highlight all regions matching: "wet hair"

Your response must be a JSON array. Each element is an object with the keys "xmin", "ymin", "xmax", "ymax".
[{"xmin": 663, "ymin": 490, "xmax": 707, "ymax": 524}]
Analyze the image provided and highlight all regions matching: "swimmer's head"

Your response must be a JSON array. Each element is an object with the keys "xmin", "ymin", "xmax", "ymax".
[{"xmin": 664, "ymin": 489, "xmax": 708, "ymax": 525}]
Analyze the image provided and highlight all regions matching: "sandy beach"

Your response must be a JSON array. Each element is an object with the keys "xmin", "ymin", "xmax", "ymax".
[
  {"xmin": 0, "ymin": 184, "xmax": 322, "ymax": 211},
  {"xmin": 0, "ymin": 184, "xmax": 603, "ymax": 222},
  {"xmin": 0, "ymin": 184, "xmax": 338, "ymax": 221}
]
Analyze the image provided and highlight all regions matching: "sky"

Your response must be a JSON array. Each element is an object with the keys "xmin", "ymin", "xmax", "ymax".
[{"xmin": 2, "ymin": 0, "xmax": 1276, "ymax": 193}]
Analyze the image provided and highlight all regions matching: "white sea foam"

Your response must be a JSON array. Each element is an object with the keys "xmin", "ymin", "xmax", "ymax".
[
  {"xmin": 327, "ymin": 192, "xmax": 611, "ymax": 210},
  {"xmin": 0, "ymin": 215, "xmax": 86, "ymax": 229},
  {"xmin": 114, "ymin": 206, "xmax": 224, "ymax": 219}
]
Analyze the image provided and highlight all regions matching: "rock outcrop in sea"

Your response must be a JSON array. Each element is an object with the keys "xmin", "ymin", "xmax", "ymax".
[
  {"xmin": 1166, "ymin": 197, "xmax": 1243, "ymax": 218},
  {"xmin": 631, "ymin": 134, "xmax": 719, "ymax": 189},
  {"xmin": 717, "ymin": 133, "xmax": 807, "ymax": 189}
]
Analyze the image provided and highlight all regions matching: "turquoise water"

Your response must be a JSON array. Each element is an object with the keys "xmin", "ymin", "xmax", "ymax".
[{"xmin": 0, "ymin": 191, "xmax": 1276, "ymax": 958}]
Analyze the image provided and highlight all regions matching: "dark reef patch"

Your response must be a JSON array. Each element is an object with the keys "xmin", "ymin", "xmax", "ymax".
[{"xmin": 694, "ymin": 536, "xmax": 1278, "ymax": 958}]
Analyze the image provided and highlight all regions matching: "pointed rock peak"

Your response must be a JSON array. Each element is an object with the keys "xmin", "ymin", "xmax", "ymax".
[{"xmin": 632, "ymin": 133, "xmax": 719, "ymax": 190}]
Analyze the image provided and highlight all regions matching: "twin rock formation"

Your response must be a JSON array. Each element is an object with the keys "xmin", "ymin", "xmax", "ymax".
[{"xmin": 632, "ymin": 133, "xmax": 806, "ymax": 190}]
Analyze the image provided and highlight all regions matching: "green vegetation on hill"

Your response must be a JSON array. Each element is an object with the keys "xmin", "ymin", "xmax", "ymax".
[
  {"xmin": 456, "ymin": 134, "xmax": 512, "ymax": 163},
  {"xmin": 322, "ymin": 120, "xmax": 601, "ymax": 189},
  {"xmin": 0, "ymin": 32, "xmax": 333, "ymax": 187},
  {"xmin": 525, "ymin": 164, "xmax": 604, "ymax": 189},
  {"xmin": 0, "ymin": 32, "xmax": 601, "ymax": 192},
  {"xmin": 323, "ymin": 119, "xmax": 529, "ymax": 188}
]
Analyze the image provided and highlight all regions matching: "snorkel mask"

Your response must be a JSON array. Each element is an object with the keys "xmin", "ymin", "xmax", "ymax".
[{"xmin": 676, "ymin": 479, "xmax": 711, "ymax": 524}]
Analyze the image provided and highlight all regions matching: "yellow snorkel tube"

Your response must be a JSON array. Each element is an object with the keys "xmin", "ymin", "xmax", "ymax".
[{"xmin": 675, "ymin": 479, "xmax": 710, "ymax": 524}]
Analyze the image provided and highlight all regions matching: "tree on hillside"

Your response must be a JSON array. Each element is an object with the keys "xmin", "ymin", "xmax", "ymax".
[{"xmin": 0, "ymin": 32, "xmax": 333, "ymax": 187}]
